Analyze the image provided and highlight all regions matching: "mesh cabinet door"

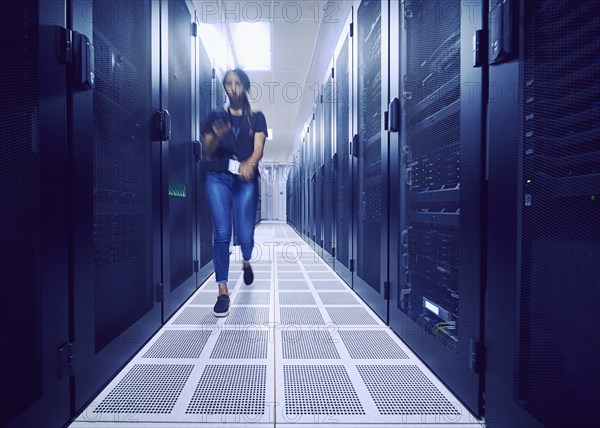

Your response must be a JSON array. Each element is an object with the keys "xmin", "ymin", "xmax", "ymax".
[
  {"xmin": 70, "ymin": 0, "xmax": 162, "ymax": 414},
  {"xmin": 162, "ymin": 0, "xmax": 198, "ymax": 320},
  {"xmin": 2, "ymin": 1, "xmax": 71, "ymax": 426},
  {"xmin": 486, "ymin": 1, "xmax": 600, "ymax": 426},
  {"xmin": 333, "ymin": 16, "xmax": 353, "ymax": 286},
  {"xmin": 197, "ymin": 40, "xmax": 214, "ymax": 278},
  {"xmin": 351, "ymin": 0, "xmax": 390, "ymax": 321},
  {"xmin": 388, "ymin": 0, "xmax": 486, "ymax": 416}
]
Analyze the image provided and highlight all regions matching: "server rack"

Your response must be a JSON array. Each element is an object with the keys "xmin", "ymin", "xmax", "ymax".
[
  {"xmin": 69, "ymin": 0, "xmax": 165, "ymax": 414},
  {"xmin": 2, "ymin": 1, "xmax": 71, "ymax": 426},
  {"xmin": 308, "ymin": 116, "xmax": 316, "ymax": 248},
  {"xmin": 322, "ymin": 65, "xmax": 335, "ymax": 266},
  {"xmin": 161, "ymin": 0, "xmax": 198, "ymax": 320},
  {"xmin": 389, "ymin": 0, "xmax": 486, "ymax": 416},
  {"xmin": 196, "ymin": 37, "xmax": 214, "ymax": 280},
  {"xmin": 333, "ymin": 10, "xmax": 354, "ymax": 286},
  {"xmin": 351, "ymin": 0, "xmax": 390, "ymax": 321},
  {"xmin": 315, "ymin": 95, "xmax": 324, "ymax": 257},
  {"xmin": 486, "ymin": 1, "xmax": 600, "ymax": 427}
]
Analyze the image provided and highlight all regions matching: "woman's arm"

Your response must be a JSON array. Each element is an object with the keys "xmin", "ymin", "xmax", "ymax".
[
  {"xmin": 239, "ymin": 131, "xmax": 266, "ymax": 180},
  {"xmin": 202, "ymin": 131, "xmax": 219, "ymax": 156}
]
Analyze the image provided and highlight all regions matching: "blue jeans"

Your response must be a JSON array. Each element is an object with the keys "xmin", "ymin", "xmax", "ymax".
[{"xmin": 205, "ymin": 171, "xmax": 259, "ymax": 283}]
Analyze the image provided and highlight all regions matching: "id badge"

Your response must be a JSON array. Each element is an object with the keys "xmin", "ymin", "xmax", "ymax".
[{"xmin": 228, "ymin": 159, "xmax": 241, "ymax": 175}]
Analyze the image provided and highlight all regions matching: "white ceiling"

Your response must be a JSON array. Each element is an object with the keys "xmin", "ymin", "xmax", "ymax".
[{"xmin": 192, "ymin": 0, "xmax": 352, "ymax": 163}]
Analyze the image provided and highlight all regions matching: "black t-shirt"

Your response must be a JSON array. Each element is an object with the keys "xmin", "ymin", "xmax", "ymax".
[{"xmin": 201, "ymin": 109, "xmax": 268, "ymax": 172}]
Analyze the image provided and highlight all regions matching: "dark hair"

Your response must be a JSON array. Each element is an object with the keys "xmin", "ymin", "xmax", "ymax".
[{"xmin": 223, "ymin": 68, "xmax": 253, "ymax": 124}]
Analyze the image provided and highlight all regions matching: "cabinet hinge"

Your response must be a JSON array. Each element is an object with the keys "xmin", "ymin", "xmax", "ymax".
[
  {"xmin": 384, "ymin": 281, "xmax": 390, "ymax": 300},
  {"xmin": 349, "ymin": 259, "xmax": 355, "ymax": 272},
  {"xmin": 194, "ymin": 140, "xmax": 201, "ymax": 161},
  {"xmin": 349, "ymin": 22, "xmax": 354, "ymax": 37},
  {"xmin": 192, "ymin": 22, "xmax": 198, "ymax": 37},
  {"xmin": 59, "ymin": 342, "xmax": 74, "ymax": 379},
  {"xmin": 331, "ymin": 247, "xmax": 335, "ymax": 258},
  {"xmin": 194, "ymin": 259, "xmax": 199, "ymax": 273},
  {"xmin": 470, "ymin": 338, "xmax": 485, "ymax": 374},
  {"xmin": 211, "ymin": 67, "xmax": 216, "ymax": 79},
  {"xmin": 56, "ymin": 26, "xmax": 73, "ymax": 64},
  {"xmin": 156, "ymin": 283, "xmax": 164, "ymax": 303},
  {"xmin": 331, "ymin": 67, "xmax": 335, "ymax": 79}
]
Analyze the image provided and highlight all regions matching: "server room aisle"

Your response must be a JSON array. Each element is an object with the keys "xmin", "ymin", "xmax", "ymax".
[{"xmin": 69, "ymin": 223, "xmax": 482, "ymax": 428}]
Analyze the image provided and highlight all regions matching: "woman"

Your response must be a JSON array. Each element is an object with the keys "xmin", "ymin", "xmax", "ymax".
[{"xmin": 202, "ymin": 68, "xmax": 268, "ymax": 317}]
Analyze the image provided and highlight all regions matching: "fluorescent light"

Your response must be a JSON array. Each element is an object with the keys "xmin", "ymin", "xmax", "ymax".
[
  {"xmin": 198, "ymin": 23, "xmax": 235, "ymax": 71},
  {"xmin": 229, "ymin": 22, "xmax": 271, "ymax": 70}
]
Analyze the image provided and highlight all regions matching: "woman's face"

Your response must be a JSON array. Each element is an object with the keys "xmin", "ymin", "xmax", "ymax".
[{"xmin": 224, "ymin": 72, "xmax": 245, "ymax": 103}]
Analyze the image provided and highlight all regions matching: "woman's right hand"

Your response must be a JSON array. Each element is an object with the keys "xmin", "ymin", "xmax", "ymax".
[
  {"xmin": 211, "ymin": 119, "xmax": 232, "ymax": 139},
  {"xmin": 203, "ymin": 132, "xmax": 219, "ymax": 156}
]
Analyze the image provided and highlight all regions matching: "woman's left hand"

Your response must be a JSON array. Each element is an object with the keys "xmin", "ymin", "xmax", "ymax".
[{"xmin": 239, "ymin": 160, "xmax": 257, "ymax": 181}]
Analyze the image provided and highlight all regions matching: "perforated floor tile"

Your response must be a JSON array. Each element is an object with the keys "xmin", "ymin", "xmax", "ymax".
[
  {"xmin": 318, "ymin": 292, "xmax": 360, "ymax": 305},
  {"xmin": 210, "ymin": 330, "xmax": 268, "ymax": 359},
  {"xmin": 72, "ymin": 223, "xmax": 482, "ymax": 427},
  {"xmin": 326, "ymin": 307, "xmax": 382, "ymax": 326},
  {"xmin": 278, "ymin": 281, "xmax": 310, "ymax": 290},
  {"xmin": 190, "ymin": 292, "xmax": 219, "ymax": 305},
  {"xmin": 93, "ymin": 364, "xmax": 194, "ymax": 414},
  {"xmin": 143, "ymin": 330, "xmax": 212, "ymax": 359},
  {"xmin": 279, "ymin": 292, "xmax": 317, "ymax": 305},
  {"xmin": 186, "ymin": 365, "xmax": 267, "ymax": 415},
  {"xmin": 243, "ymin": 280, "xmax": 272, "ymax": 289},
  {"xmin": 233, "ymin": 292, "xmax": 271, "ymax": 305},
  {"xmin": 281, "ymin": 330, "xmax": 340, "ymax": 359},
  {"xmin": 280, "ymin": 307, "xmax": 326, "ymax": 325},
  {"xmin": 312, "ymin": 280, "xmax": 348, "ymax": 290},
  {"xmin": 172, "ymin": 307, "xmax": 219, "ymax": 325},
  {"xmin": 339, "ymin": 331, "xmax": 409, "ymax": 359},
  {"xmin": 283, "ymin": 365, "xmax": 365, "ymax": 415},
  {"xmin": 356, "ymin": 365, "xmax": 460, "ymax": 416},
  {"xmin": 224, "ymin": 307, "xmax": 270, "ymax": 325},
  {"xmin": 278, "ymin": 272, "xmax": 305, "ymax": 280}
]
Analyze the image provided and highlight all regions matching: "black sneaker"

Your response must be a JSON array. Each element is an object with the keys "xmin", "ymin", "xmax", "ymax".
[
  {"xmin": 213, "ymin": 294, "xmax": 230, "ymax": 317},
  {"xmin": 243, "ymin": 265, "xmax": 254, "ymax": 285}
]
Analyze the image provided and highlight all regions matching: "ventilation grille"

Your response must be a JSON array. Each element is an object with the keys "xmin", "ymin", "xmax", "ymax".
[
  {"xmin": 339, "ymin": 331, "xmax": 409, "ymax": 359},
  {"xmin": 283, "ymin": 365, "xmax": 365, "ymax": 415},
  {"xmin": 280, "ymin": 308, "xmax": 325, "ymax": 325},
  {"xmin": 282, "ymin": 331, "xmax": 340, "ymax": 359},
  {"xmin": 94, "ymin": 364, "xmax": 193, "ymax": 413},
  {"xmin": 143, "ymin": 330, "xmax": 211, "ymax": 358},
  {"xmin": 210, "ymin": 331, "xmax": 268, "ymax": 359},
  {"xmin": 327, "ymin": 307, "xmax": 380, "ymax": 325},
  {"xmin": 186, "ymin": 365, "xmax": 266, "ymax": 414},
  {"xmin": 279, "ymin": 292, "xmax": 317, "ymax": 305},
  {"xmin": 245, "ymin": 280, "xmax": 271, "ymax": 289},
  {"xmin": 357, "ymin": 365, "xmax": 460, "ymax": 415}
]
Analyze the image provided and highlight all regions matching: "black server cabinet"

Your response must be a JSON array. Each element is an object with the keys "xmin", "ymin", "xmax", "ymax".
[
  {"xmin": 315, "ymin": 98, "xmax": 323, "ymax": 256},
  {"xmin": 161, "ymin": 0, "xmax": 198, "ymax": 320},
  {"xmin": 322, "ymin": 68, "xmax": 335, "ymax": 266},
  {"xmin": 389, "ymin": 0, "xmax": 486, "ymax": 416},
  {"xmin": 308, "ymin": 119, "xmax": 316, "ymax": 248},
  {"xmin": 2, "ymin": 1, "xmax": 71, "ymax": 426},
  {"xmin": 196, "ymin": 38, "xmax": 214, "ymax": 281},
  {"xmin": 70, "ymin": 0, "xmax": 162, "ymax": 414},
  {"xmin": 352, "ymin": 0, "xmax": 390, "ymax": 321},
  {"xmin": 333, "ymin": 13, "xmax": 354, "ymax": 286},
  {"xmin": 486, "ymin": 1, "xmax": 600, "ymax": 427}
]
